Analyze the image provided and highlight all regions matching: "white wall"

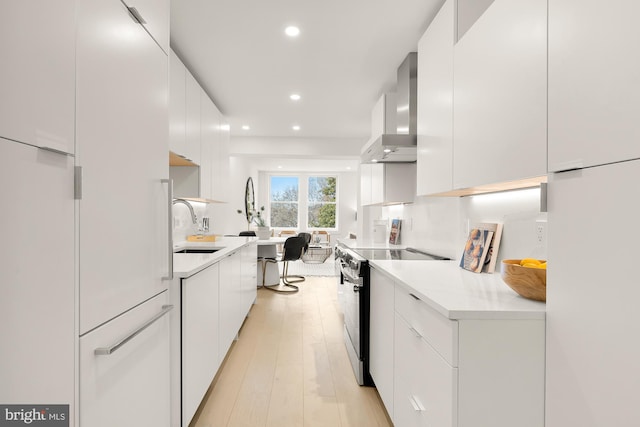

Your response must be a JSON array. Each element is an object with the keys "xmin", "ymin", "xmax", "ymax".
[{"xmin": 362, "ymin": 187, "xmax": 547, "ymax": 264}]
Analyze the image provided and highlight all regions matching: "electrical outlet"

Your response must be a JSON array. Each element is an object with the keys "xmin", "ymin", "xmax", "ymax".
[{"xmin": 536, "ymin": 222, "xmax": 546, "ymax": 244}]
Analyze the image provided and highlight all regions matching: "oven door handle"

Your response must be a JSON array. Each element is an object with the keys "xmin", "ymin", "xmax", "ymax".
[{"xmin": 341, "ymin": 269, "xmax": 363, "ymax": 285}]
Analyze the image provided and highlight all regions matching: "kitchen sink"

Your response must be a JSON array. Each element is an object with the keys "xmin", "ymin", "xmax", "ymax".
[{"xmin": 174, "ymin": 249, "xmax": 219, "ymax": 254}]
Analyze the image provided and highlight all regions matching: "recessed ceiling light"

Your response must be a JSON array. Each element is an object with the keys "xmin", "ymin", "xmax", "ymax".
[
  {"xmin": 346, "ymin": 166, "xmax": 352, "ymax": 170},
  {"xmin": 277, "ymin": 165, "xmax": 283, "ymax": 169},
  {"xmin": 242, "ymin": 125, "xmax": 250, "ymax": 130},
  {"xmin": 292, "ymin": 125, "xmax": 300, "ymax": 131},
  {"xmin": 383, "ymin": 148, "xmax": 392, "ymax": 153},
  {"xmin": 285, "ymin": 26, "xmax": 300, "ymax": 37},
  {"xmin": 371, "ymin": 159, "xmax": 378, "ymax": 163},
  {"xmin": 219, "ymin": 124, "xmax": 230, "ymax": 131},
  {"xmin": 290, "ymin": 93, "xmax": 301, "ymax": 101}
]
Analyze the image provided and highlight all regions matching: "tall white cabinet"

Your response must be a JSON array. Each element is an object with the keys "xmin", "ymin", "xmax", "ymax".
[
  {"xmin": 0, "ymin": 1, "xmax": 75, "ymax": 155},
  {"xmin": 0, "ymin": 139, "xmax": 75, "ymax": 423},
  {"xmin": 76, "ymin": 0, "xmax": 171, "ymax": 425},
  {"xmin": 548, "ymin": 0, "xmax": 640, "ymax": 172},
  {"xmin": 546, "ymin": 2, "xmax": 640, "ymax": 425}
]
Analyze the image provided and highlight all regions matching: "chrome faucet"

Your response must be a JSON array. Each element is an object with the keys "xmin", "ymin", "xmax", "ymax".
[{"xmin": 172, "ymin": 199, "xmax": 198, "ymax": 226}]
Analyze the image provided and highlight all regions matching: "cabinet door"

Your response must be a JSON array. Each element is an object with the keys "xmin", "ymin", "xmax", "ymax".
[
  {"xmin": 547, "ymin": 160, "xmax": 640, "ymax": 427},
  {"xmin": 80, "ymin": 291, "xmax": 170, "ymax": 427},
  {"xmin": 241, "ymin": 242, "xmax": 258, "ymax": 317},
  {"xmin": 453, "ymin": 0, "xmax": 547, "ymax": 188},
  {"xmin": 185, "ymin": 71, "xmax": 202, "ymax": 165},
  {"xmin": 170, "ymin": 49, "xmax": 187, "ymax": 157},
  {"xmin": 214, "ymin": 115, "xmax": 231, "ymax": 202},
  {"xmin": 394, "ymin": 313, "xmax": 457, "ymax": 427},
  {"xmin": 0, "ymin": 140, "xmax": 74, "ymax": 420},
  {"xmin": 182, "ymin": 264, "xmax": 220, "ymax": 426},
  {"xmin": 417, "ymin": 0, "xmax": 454, "ymax": 196},
  {"xmin": 77, "ymin": 0, "xmax": 169, "ymax": 334},
  {"xmin": 200, "ymin": 95, "xmax": 217, "ymax": 200},
  {"xmin": 369, "ymin": 163, "xmax": 385, "ymax": 205},
  {"xmin": 218, "ymin": 251, "xmax": 242, "ymax": 363},
  {"xmin": 121, "ymin": 0, "xmax": 169, "ymax": 54},
  {"xmin": 0, "ymin": 1, "xmax": 75, "ymax": 154},
  {"xmin": 548, "ymin": 0, "xmax": 640, "ymax": 171},
  {"xmin": 369, "ymin": 268, "xmax": 395, "ymax": 418},
  {"xmin": 360, "ymin": 163, "xmax": 372, "ymax": 206}
]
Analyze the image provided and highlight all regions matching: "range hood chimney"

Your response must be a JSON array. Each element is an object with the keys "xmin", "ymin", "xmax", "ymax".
[{"xmin": 361, "ymin": 52, "xmax": 417, "ymax": 163}]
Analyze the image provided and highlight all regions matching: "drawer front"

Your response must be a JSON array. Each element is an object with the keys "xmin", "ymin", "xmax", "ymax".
[
  {"xmin": 395, "ymin": 284, "xmax": 458, "ymax": 365},
  {"xmin": 394, "ymin": 313, "xmax": 458, "ymax": 427},
  {"xmin": 80, "ymin": 291, "xmax": 171, "ymax": 427}
]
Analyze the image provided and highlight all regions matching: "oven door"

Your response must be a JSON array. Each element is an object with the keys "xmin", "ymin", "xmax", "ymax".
[{"xmin": 341, "ymin": 264, "xmax": 365, "ymax": 384}]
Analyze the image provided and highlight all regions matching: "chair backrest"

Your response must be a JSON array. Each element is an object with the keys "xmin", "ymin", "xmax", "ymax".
[
  {"xmin": 239, "ymin": 230, "xmax": 256, "ymax": 236},
  {"xmin": 282, "ymin": 235, "xmax": 307, "ymax": 262},
  {"xmin": 297, "ymin": 232, "xmax": 312, "ymax": 253}
]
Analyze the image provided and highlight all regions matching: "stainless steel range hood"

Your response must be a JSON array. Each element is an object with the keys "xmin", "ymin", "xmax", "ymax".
[{"xmin": 361, "ymin": 52, "xmax": 417, "ymax": 163}]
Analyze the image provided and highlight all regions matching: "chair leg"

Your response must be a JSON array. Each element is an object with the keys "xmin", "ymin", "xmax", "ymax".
[
  {"xmin": 282, "ymin": 260, "xmax": 305, "ymax": 285},
  {"xmin": 263, "ymin": 260, "xmax": 299, "ymax": 293}
]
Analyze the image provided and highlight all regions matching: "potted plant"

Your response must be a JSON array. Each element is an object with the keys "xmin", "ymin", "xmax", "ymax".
[{"xmin": 237, "ymin": 205, "xmax": 270, "ymax": 239}]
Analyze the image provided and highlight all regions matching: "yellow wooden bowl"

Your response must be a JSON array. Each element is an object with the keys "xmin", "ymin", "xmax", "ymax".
[{"xmin": 501, "ymin": 259, "xmax": 546, "ymax": 302}]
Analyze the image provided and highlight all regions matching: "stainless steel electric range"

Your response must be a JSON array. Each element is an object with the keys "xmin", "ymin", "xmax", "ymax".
[{"xmin": 334, "ymin": 243, "xmax": 449, "ymax": 386}]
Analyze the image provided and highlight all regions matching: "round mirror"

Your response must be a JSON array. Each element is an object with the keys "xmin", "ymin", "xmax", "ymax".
[{"xmin": 244, "ymin": 177, "xmax": 255, "ymax": 223}]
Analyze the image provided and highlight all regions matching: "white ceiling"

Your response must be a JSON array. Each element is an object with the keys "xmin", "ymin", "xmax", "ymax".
[{"xmin": 170, "ymin": 0, "xmax": 444, "ymax": 145}]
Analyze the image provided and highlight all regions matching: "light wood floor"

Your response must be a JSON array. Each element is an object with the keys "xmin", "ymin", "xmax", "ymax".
[{"xmin": 190, "ymin": 276, "xmax": 393, "ymax": 427}]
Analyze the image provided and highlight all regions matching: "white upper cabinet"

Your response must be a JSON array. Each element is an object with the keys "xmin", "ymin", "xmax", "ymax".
[
  {"xmin": 121, "ymin": 0, "xmax": 169, "ymax": 54},
  {"xmin": 416, "ymin": 0, "xmax": 454, "ymax": 196},
  {"xmin": 453, "ymin": 0, "xmax": 547, "ymax": 188},
  {"xmin": 361, "ymin": 163, "xmax": 416, "ymax": 206},
  {"xmin": 0, "ymin": 1, "xmax": 75, "ymax": 154},
  {"xmin": 185, "ymin": 71, "xmax": 202, "ymax": 165},
  {"xmin": 169, "ymin": 50, "xmax": 187, "ymax": 157},
  {"xmin": 371, "ymin": 93, "xmax": 397, "ymax": 138},
  {"xmin": 200, "ymin": 94, "xmax": 218, "ymax": 201},
  {"xmin": 548, "ymin": 0, "xmax": 640, "ymax": 171}
]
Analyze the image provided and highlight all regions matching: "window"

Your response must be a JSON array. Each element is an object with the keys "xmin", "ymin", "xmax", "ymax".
[
  {"xmin": 268, "ymin": 174, "xmax": 339, "ymax": 230},
  {"xmin": 269, "ymin": 176, "xmax": 299, "ymax": 228},
  {"xmin": 308, "ymin": 176, "xmax": 336, "ymax": 228}
]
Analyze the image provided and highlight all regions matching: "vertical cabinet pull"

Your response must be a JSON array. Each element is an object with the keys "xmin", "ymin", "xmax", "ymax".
[{"xmin": 162, "ymin": 179, "xmax": 173, "ymax": 280}]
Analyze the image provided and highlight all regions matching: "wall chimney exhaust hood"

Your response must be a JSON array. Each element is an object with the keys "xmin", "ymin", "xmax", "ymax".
[{"xmin": 361, "ymin": 52, "xmax": 417, "ymax": 163}]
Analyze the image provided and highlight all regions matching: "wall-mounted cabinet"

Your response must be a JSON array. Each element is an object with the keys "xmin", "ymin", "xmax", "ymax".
[
  {"xmin": 360, "ymin": 163, "xmax": 416, "ymax": 206},
  {"xmin": 416, "ymin": 0, "xmax": 454, "ymax": 196},
  {"xmin": 548, "ymin": 0, "xmax": 640, "ymax": 172},
  {"xmin": 371, "ymin": 92, "xmax": 397, "ymax": 138},
  {"xmin": 452, "ymin": 0, "xmax": 547, "ymax": 189},
  {"xmin": 169, "ymin": 49, "xmax": 229, "ymax": 202},
  {"xmin": 121, "ymin": 0, "xmax": 169, "ymax": 54},
  {"xmin": 0, "ymin": 0, "xmax": 75, "ymax": 155}
]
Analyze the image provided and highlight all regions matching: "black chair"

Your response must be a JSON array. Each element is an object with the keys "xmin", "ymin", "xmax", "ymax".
[{"xmin": 261, "ymin": 234, "xmax": 307, "ymax": 293}]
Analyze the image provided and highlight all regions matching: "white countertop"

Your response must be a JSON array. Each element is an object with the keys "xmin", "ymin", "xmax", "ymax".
[
  {"xmin": 370, "ymin": 260, "xmax": 546, "ymax": 321},
  {"xmin": 335, "ymin": 237, "xmax": 405, "ymax": 249},
  {"xmin": 172, "ymin": 236, "xmax": 257, "ymax": 278}
]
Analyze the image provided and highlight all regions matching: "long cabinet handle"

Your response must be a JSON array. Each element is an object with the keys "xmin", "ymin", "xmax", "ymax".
[
  {"xmin": 95, "ymin": 305, "xmax": 173, "ymax": 355},
  {"xmin": 127, "ymin": 6, "xmax": 147, "ymax": 24},
  {"xmin": 162, "ymin": 179, "xmax": 173, "ymax": 280},
  {"xmin": 408, "ymin": 326, "xmax": 422, "ymax": 338},
  {"xmin": 409, "ymin": 395, "xmax": 426, "ymax": 412}
]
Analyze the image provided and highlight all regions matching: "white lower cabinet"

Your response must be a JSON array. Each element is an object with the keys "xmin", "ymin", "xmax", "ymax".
[
  {"xmin": 181, "ymin": 263, "xmax": 220, "ymax": 426},
  {"xmin": 370, "ymin": 271, "xmax": 545, "ymax": 427},
  {"xmin": 369, "ymin": 267, "xmax": 395, "ymax": 418},
  {"xmin": 79, "ymin": 291, "xmax": 171, "ymax": 427},
  {"xmin": 394, "ymin": 313, "xmax": 457, "ymax": 427},
  {"xmin": 219, "ymin": 250, "xmax": 243, "ymax": 363}
]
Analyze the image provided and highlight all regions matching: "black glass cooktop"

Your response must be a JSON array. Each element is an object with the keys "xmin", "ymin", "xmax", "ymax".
[{"xmin": 353, "ymin": 248, "xmax": 449, "ymax": 261}]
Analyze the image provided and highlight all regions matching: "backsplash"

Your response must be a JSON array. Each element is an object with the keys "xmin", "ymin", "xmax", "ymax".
[{"xmin": 371, "ymin": 187, "xmax": 547, "ymax": 265}]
